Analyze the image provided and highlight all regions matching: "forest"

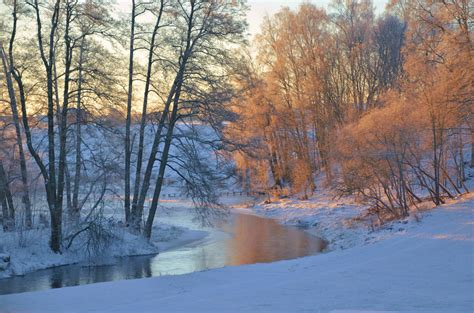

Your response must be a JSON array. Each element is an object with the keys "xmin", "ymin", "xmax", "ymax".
[
  {"xmin": 228, "ymin": 0, "xmax": 472, "ymax": 220},
  {"xmin": 0, "ymin": 0, "xmax": 472, "ymax": 253}
]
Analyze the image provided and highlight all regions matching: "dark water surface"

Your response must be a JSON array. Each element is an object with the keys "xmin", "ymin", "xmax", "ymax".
[{"xmin": 0, "ymin": 213, "xmax": 325, "ymax": 295}]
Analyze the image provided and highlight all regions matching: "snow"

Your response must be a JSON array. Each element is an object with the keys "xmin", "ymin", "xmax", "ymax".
[
  {"xmin": 0, "ymin": 123, "xmax": 231, "ymax": 279},
  {"xmin": 0, "ymin": 222, "xmax": 208, "ymax": 278},
  {"xmin": 1, "ymin": 194, "xmax": 472, "ymax": 312},
  {"xmin": 233, "ymin": 190, "xmax": 401, "ymax": 251},
  {"xmin": 330, "ymin": 311, "xmax": 407, "ymax": 313}
]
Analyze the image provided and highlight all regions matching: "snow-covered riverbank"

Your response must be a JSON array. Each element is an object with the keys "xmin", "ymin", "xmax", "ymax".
[
  {"xmin": 234, "ymin": 191, "xmax": 428, "ymax": 251},
  {"xmin": 0, "ymin": 222, "xmax": 208, "ymax": 278},
  {"xmin": 1, "ymin": 194, "xmax": 472, "ymax": 312}
]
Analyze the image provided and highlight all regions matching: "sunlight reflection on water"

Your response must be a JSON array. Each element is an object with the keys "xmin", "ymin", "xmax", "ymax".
[{"xmin": 0, "ymin": 213, "xmax": 325, "ymax": 295}]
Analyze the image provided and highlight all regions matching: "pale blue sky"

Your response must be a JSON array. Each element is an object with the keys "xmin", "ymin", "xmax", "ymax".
[{"xmin": 247, "ymin": 0, "xmax": 389, "ymax": 36}]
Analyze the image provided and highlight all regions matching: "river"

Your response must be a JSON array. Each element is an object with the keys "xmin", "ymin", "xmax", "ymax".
[{"xmin": 0, "ymin": 211, "xmax": 325, "ymax": 295}]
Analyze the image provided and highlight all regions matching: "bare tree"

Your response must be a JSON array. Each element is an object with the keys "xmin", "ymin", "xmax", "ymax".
[
  {"xmin": 0, "ymin": 0, "xmax": 32, "ymax": 228},
  {"xmin": 130, "ymin": 0, "xmax": 247, "ymax": 237},
  {"xmin": 131, "ymin": 0, "xmax": 167, "ymax": 227}
]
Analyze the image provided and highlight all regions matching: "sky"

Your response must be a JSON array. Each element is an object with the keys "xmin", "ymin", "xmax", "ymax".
[
  {"xmin": 246, "ymin": 0, "xmax": 389, "ymax": 36},
  {"xmin": 111, "ymin": 1, "xmax": 389, "ymax": 38}
]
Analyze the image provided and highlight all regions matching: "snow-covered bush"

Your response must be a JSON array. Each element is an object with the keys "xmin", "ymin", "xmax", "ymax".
[
  {"xmin": 336, "ymin": 90, "xmax": 469, "ymax": 220},
  {"xmin": 63, "ymin": 211, "xmax": 116, "ymax": 258}
]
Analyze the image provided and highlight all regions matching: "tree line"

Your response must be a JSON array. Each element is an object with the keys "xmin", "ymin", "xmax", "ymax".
[{"xmin": 226, "ymin": 0, "xmax": 472, "ymax": 219}]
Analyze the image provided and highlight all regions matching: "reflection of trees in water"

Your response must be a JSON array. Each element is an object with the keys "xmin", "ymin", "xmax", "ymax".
[
  {"xmin": 2, "ymin": 214, "xmax": 324, "ymax": 295},
  {"xmin": 4, "ymin": 244, "xmax": 171, "ymax": 294},
  {"xmin": 50, "ymin": 270, "xmax": 64, "ymax": 289},
  {"xmin": 47, "ymin": 257, "xmax": 153, "ymax": 291},
  {"xmin": 227, "ymin": 215, "xmax": 324, "ymax": 266},
  {"xmin": 131, "ymin": 257, "xmax": 152, "ymax": 278}
]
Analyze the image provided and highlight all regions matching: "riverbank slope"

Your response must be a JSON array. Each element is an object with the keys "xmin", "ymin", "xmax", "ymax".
[
  {"xmin": 1, "ymin": 193, "xmax": 472, "ymax": 313},
  {"xmin": 0, "ymin": 222, "xmax": 208, "ymax": 278}
]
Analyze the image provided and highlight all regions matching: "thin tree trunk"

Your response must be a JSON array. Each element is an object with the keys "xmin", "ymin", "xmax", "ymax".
[
  {"xmin": 133, "ymin": 62, "xmax": 189, "ymax": 231},
  {"xmin": 132, "ymin": 82, "xmax": 175, "ymax": 231},
  {"xmin": 53, "ymin": 52, "xmax": 73, "ymax": 212},
  {"xmin": 144, "ymin": 89, "xmax": 181, "ymax": 239},
  {"xmin": 1, "ymin": 42, "xmax": 32, "ymax": 228},
  {"xmin": 53, "ymin": 51, "xmax": 61, "ymax": 125},
  {"xmin": 33, "ymin": 0, "xmax": 61, "ymax": 252},
  {"xmin": 65, "ymin": 165, "xmax": 72, "ymax": 212},
  {"xmin": 71, "ymin": 37, "xmax": 85, "ymax": 223},
  {"xmin": 131, "ymin": 1, "xmax": 165, "ymax": 223},
  {"xmin": 0, "ymin": 161, "xmax": 15, "ymax": 231},
  {"xmin": 124, "ymin": 0, "xmax": 136, "ymax": 224},
  {"xmin": 431, "ymin": 117, "xmax": 441, "ymax": 205},
  {"xmin": 1, "ymin": 199, "xmax": 11, "ymax": 232},
  {"xmin": 55, "ymin": 0, "xmax": 75, "ymax": 252},
  {"xmin": 471, "ymin": 129, "xmax": 474, "ymax": 168},
  {"xmin": 4, "ymin": 0, "xmax": 32, "ymax": 227},
  {"xmin": 137, "ymin": 1, "xmax": 196, "ymax": 235},
  {"xmin": 457, "ymin": 132, "xmax": 465, "ymax": 183}
]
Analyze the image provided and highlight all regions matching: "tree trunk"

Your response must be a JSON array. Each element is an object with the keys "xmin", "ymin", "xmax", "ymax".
[
  {"xmin": 144, "ymin": 89, "xmax": 181, "ymax": 239},
  {"xmin": 124, "ymin": 0, "xmax": 136, "ymax": 224},
  {"xmin": 53, "ymin": 52, "xmax": 73, "ymax": 212},
  {"xmin": 471, "ymin": 129, "xmax": 474, "ymax": 168},
  {"xmin": 431, "ymin": 117, "xmax": 441, "ymax": 206},
  {"xmin": 132, "ymin": 61, "xmax": 189, "ymax": 231},
  {"xmin": 33, "ymin": 0, "xmax": 62, "ymax": 253},
  {"xmin": 1, "ymin": 43, "xmax": 32, "ymax": 228},
  {"xmin": 131, "ymin": 1, "xmax": 165, "ymax": 224},
  {"xmin": 0, "ymin": 161, "xmax": 15, "ymax": 231},
  {"xmin": 54, "ymin": 0, "xmax": 75, "ymax": 252},
  {"xmin": 71, "ymin": 37, "xmax": 85, "ymax": 223},
  {"xmin": 131, "ymin": 84, "xmax": 174, "ymax": 231}
]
